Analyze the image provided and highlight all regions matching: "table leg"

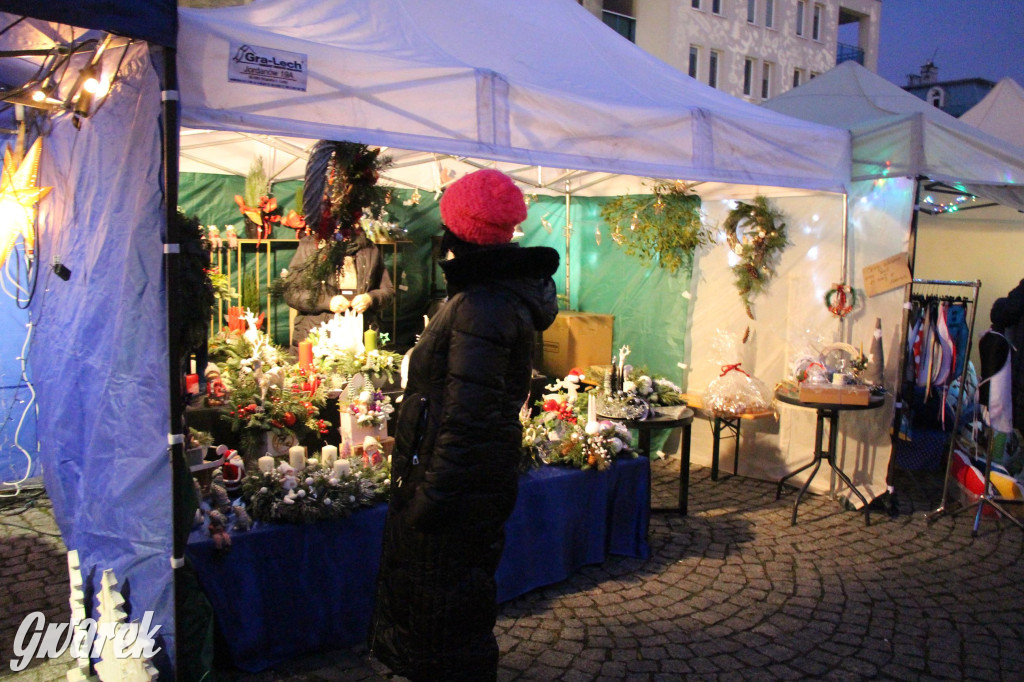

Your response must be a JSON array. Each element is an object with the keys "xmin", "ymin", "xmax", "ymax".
[
  {"xmin": 824, "ymin": 412, "xmax": 871, "ymax": 526},
  {"xmin": 678, "ymin": 423, "xmax": 691, "ymax": 516},
  {"xmin": 711, "ymin": 417, "xmax": 722, "ymax": 481},
  {"xmin": 732, "ymin": 419, "xmax": 741, "ymax": 476}
]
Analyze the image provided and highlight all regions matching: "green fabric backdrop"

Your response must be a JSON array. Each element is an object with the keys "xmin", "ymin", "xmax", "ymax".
[{"xmin": 178, "ymin": 173, "xmax": 692, "ymax": 383}]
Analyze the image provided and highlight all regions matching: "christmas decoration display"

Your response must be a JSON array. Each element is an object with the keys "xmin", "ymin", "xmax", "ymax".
[
  {"xmin": 207, "ymin": 510, "xmax": 232, "ymax": 550},
  {"xmin": 600, "ymin": 181, "xmax": 713, "ymax": 274},
  {"xmin": 177, "ymin": 209, "xmax": 218, "ymax": 353},
  {"xmin": 825, "ymin": 282, "xmax": 858, "ymax": 318},
  {"xmin": 703, "ymin": 331, "xmax": 771, "ymax": 416},
  {"xmin": 723, "ymin": 196, "xmax": 789, "ymax": 319},
  {"xmin": 234, "ymin": 156, "xmax": 281, "ymax": 240},
  {"xmin": 241, "ymin": 458, "xmax": 390, "ymax": 524},
  {"xmin": 94, "ymin": 568, "xmax": 159, "ymax": 681}
]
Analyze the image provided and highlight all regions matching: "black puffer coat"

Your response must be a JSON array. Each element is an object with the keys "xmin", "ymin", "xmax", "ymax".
[{"xmin": 369, "ymin": 243, "xmax": 559, "ymax": 682}]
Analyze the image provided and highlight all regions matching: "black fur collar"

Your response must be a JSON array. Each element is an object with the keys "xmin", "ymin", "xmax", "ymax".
[{"xmin": 440, "ymin": 244, "xmax": 559, "ymax": 290}]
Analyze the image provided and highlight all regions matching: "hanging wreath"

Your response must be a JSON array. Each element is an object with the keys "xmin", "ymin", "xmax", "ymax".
[
  {"xmin": 270, "ymin": 141, "xmax": 392, "ymax": 305},
  {"xmin": 825, "ymin": 283, "xmax": 857, "ymax": 318},
  {"xmin": 723, "ymin": 196, "xmax": 789, "ymax": 319},
  {"xmin": 600, "ymin": 181, "xmax": 714, "ymax": 274}
]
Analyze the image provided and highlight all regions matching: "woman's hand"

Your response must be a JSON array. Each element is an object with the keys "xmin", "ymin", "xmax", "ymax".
[
  {"xmin": 329, "ymin": 295, "xmax": 350, "ymax": 313},
  {"xmin": 351, "ymin": 293, "xmax": 373, "ymax": 313}
]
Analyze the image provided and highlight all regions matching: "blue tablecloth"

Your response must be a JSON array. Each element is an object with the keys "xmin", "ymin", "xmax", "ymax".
[{"xmin": 186, "ymin": 457, "xmax": 650, "ymax": 672}]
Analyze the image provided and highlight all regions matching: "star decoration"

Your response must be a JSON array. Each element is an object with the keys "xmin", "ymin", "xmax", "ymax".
[{"xmin": 0, "ymin": 138, "xmax": 52, "ymax": 268}]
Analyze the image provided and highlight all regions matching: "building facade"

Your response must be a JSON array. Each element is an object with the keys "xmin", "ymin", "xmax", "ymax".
[
  {"xmin": 902, "ymin": 61, "xmax": 995, "ymax": 118},
  {"xmin": 582, "ymin": 0, "xmax": 881, "ymax": 102}
]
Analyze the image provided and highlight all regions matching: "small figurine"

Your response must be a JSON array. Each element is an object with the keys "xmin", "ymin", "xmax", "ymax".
[
  {"xmin": 220, "ymin": 447, "xmax": 245, "ymax": 497},
  {"xmin": 231, "ymin": 505, "xmax": 252, "ymax": 532},
  {"xmin": 209, "ymin": 481, "xmax": 232, "ymax": 515},
  {"xmin": 205, "ymin": 366, "xmax": 227, "ymax": 407},
  {"xmin": 208, "ymin": 510, "xmax": 231, "ymax": 551},
  {"xmin": 362, "ymin": 436, "xmax": 383, "ymax": 467},
  {"xmin": 207, "ymin": 225, "xmax": 222, "ymax": 250},
  {"xmin": 224, "ymin": 224, "xmax": 238, "ymax": 249}
]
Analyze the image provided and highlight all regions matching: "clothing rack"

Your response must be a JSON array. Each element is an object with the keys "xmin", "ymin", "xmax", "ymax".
[{"xmin": 908, "ymin": 279, "xmax": 1016, "ymax": 534}]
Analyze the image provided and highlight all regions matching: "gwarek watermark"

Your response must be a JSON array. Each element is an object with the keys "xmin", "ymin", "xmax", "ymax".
[{"xmin": 10, "ymin": 611, "xmax": 161, "ymax": 672}]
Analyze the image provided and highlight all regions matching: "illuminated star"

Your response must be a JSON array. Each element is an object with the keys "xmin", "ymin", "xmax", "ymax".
[{"xmin": 0, "ymin": 138, "xmax": 51, "ymax": 268}]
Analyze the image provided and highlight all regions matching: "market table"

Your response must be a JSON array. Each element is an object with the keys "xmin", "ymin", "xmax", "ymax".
[
  {"xmin": 186, "ymin": 456, "xmax": 650, "ymax": 672},
  {"xmin": 774, "ymin": 388, "xmax": 885, "ymax": 526},
  {"xmin": 621, "ymin": 408, "xmax": 694, "ymax": 515}
]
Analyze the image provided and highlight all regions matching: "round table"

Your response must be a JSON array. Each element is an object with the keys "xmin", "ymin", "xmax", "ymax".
[
  {"xmin": 774, "ymin": 388, "xmax": 885, "ymax": 526},
  {"xmin": 620, "ymin": 408, "xmax": 695, "ymax": 515}
]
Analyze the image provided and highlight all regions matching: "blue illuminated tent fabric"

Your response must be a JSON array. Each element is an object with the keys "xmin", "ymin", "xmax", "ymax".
[{"xmin": 0, "ymin": 0, "xmax": 176, "ymax": 47}]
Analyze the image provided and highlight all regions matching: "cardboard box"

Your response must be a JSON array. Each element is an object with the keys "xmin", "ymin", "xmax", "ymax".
[
  {"xmin": 798, "ymin": 383, "xmax": 871, "ymax": 406},
  {"xmin": 542, "ymin": 311, "xmax": 614, "ymax": 378}
]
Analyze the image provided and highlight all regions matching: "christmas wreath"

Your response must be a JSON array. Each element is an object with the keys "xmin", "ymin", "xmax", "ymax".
[
  {"xmin": 600, "ymin": 181, "xmax": 713, "ymax": 274},
  {"xmin": 272, "ymin": 140, "xmax": 392, "ymax": 307},
  {"xmin": 723, "ymin": 196, "xmax": 789, "ymax": 319},
  {"xmin": 825, "ymin": 283, "xmax": 857, "ymax": 318}
]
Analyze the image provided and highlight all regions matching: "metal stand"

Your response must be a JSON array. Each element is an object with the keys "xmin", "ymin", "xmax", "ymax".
[
  {"xmin": 776, "ymin": 406, "xmax": 871, "ymax": 526},
  {"xmin": 711, "ymin": 416, "xmax": 740, "ymax": 481}
]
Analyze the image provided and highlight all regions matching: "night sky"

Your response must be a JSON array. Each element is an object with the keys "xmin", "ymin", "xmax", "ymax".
[{"xmin": 873, "ymin": 0, "xmax": 1024, "ymax": 87}]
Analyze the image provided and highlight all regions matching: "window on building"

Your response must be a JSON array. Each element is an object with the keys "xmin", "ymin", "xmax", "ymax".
[
  {"xmin": 691, "ymin": 0, "xmax": 701, "ymax": 9},
  {"xmin": 712, "ymin": 0, "xmax": 723, "ymax": 15},
  {"xmin": 927, "ymin": 86, "xmax": 946, "ymax": 109},
  {"xmin": 810, "ymin": 71, "xmax": 819, "ymax": 79},
  {"xmin": 688, "ymin": 45, "xmax": 700, "ymax": 79},
  {"xmin": 796, "ymin": 1, "xmax": 806, "ymax": 36},
  {"xmin": 602, "ymin": 8, "xmax": 636, "ymax": 42},
  {"xmin": 792, "ymin": 68, "xmax": 803, "ymax": 88},
  {"xmin": 761, "ymin": 61, "xmax": 772, "ymax": 99},
  {"xmin": 765, "ymin": 0, "xmax": 774, "ymax": 28},
  {"xmin": 709, "ymin": 50, "xmax": 720, "ymax": 89},
  {"xmin": 812, "ymin": 3, "xmax": 823, "ymax": 40},
  {"xmin": 747, "ymin": 0, "xmax": 756, "ymax": 23},
  {"xmin": 743, "ymin": 58, "xmax": 755, "ymax": 96}
]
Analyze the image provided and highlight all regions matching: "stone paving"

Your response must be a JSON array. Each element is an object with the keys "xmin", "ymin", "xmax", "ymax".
[{"xmin": 3, "ymin": 457, "xmax": 1024, "ymax": 681}]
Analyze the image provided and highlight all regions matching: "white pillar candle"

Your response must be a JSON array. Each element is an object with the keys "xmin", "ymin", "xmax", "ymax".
[
  {"xmin": 289, "ymin": 445, "xmax": 307, "ymax": 471},
  {"xmin": 587, "ymin": 392, "xmax": 597, "ymax": 425},
  {"xmin": 333, "ymin": 458, "xmax": 351, "ymax": 479},
  {"xmin": 321, "ymin": 445, "xmax": 338, "ymax": 468},
  {"xmin": 258, "ymin": 455, "xmax": 275, "ymax": 474}
]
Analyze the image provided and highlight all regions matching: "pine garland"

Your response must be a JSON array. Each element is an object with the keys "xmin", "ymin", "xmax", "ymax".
[{"xmin": 722, "ymin": 196, "xmax": 789, "ymax": 319}]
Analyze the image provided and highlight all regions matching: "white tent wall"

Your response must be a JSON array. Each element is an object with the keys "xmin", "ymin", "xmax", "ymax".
[
  {"xmin": 28, "ymin": 42, "xmax": 176, "ymax": 668},
  {"xmin": 682, "ymin": 179, "xmax": 912, "ymax": 499}
]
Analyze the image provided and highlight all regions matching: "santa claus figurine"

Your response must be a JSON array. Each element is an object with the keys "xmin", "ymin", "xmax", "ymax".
[
  {"xmin": 219, "ymin": 446, "xmax": 245, "ymax": 497},
  {"xmin": 224, "ymin": 224, "xmax": 238, "ymax": 249},
  {"xmin": 207, "ymin": 225, "xmax": 222, "ymax": 250}
]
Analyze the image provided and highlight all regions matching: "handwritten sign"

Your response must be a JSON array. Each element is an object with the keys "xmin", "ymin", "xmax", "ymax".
[{"xmin": 862, "ymin": 253, "xmax": 912, "ymax": 297}]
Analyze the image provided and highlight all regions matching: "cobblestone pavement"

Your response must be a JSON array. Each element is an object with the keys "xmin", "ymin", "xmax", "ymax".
[{"xmin": 3, "ymin": 458, "xmax": 1024, "ymax": 681}]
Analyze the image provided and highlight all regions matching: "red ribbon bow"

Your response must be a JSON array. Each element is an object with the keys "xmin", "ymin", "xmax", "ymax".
[{"xmin": 720, "ymin": 363, "xmax": 750, "ymax": 377}]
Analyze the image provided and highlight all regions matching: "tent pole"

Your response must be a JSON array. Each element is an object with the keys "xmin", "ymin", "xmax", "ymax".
[
  {"xmin": 887, "ymin": 175, "xmax": 924, "ymax": 488},
  {"xmin": 158, "ymin": 45, "xmax": 186, "ymax": 681},
  {"xmin": 839, "ymin": 192, "xmax": 849, "ymax": 342},
  {"xmin": 564, "ymin": 182, "xmax": 571, "ymax": 308}
]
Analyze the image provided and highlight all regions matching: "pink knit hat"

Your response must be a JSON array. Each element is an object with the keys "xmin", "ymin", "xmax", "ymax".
[{"xmin": 439, "ymin": 169, "xmax": 527, "ymax": 245}]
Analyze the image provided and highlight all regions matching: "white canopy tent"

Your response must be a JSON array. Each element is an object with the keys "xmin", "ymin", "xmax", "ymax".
[
  {"xmin": 960, "ymin": 76, "xmax": 1024, "ymax": 149},
  {"xmin": 178, "ymin": 0, "xmax": 849, "ymax": 193}
]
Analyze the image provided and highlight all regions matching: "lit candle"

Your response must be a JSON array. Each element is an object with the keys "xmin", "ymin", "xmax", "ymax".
[
  {"xmin": 258, "ymin": 455, "xmax": 275, "ymax": 474},
  {"xmin": 364, "ymin": 329, "xmax": 378, "ymax": 352},
  {"xmin": 587, "ymin": 392, "xmax": 596, "ymax": 425},
  {"xmin": 289, "ymin": 445, "xmax": 306, "ymax": 471},
  {"xmin": 333, "ymin": 458, "xmax": 351, "ymax": 479},
  {"xmin": 321, "ymin": 445, "xmax": 338, "ymax": 468},
  {"xmin": 298, "ymin": 341, "xmax": 313, "ymax": 371}
]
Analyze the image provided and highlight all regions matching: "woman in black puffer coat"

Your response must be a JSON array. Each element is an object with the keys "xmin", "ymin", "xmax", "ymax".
[{"xmin": 369, "ymin": 170, "xmax": 559, "ymax": 681}]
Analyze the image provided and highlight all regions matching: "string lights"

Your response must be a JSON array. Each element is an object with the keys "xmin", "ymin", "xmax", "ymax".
[{"xmin": 920, "ymin": 192, "xmax": 979, "ymax": 215}]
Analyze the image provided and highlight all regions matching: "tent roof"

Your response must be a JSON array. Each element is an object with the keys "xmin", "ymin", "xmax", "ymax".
[
  {"xmin": 762, "ymin": 61, "xmax": 1024, "ymax": 195},
  {"xmin": 959, "ymin": 77, "xmax": 1024, "ymax": 149},
  {"xmin": 177, "ymin": 0, "xmax": 849, "ymax": 194}
]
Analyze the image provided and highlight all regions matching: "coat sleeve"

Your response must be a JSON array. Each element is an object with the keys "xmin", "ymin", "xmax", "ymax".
[
  {"xmin": 407, "ymin": 294, "xmax": 520, "ymax": 533},
  {"xmin": 363, "ymin": 245, "xmax": 394, "ymax": 312},
  {"xmin": 282, "ymin": 238, "xmax": 335, "ymax": 314}
]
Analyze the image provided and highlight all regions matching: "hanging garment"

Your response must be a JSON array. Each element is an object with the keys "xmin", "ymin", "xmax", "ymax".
[
  {"xmin": 933, "ymin": 301, "xmax": 953, "ymax": 388},
  {"xmin": 979, "ymin": 330, "xmax": 1014, "ymax": 433},
  {"xmin": 946, "ymin": 302, "xmax": 970, "ymax": 380}
]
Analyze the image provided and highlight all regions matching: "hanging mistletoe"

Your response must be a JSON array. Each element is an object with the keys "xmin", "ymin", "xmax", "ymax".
[
  {"xmin": 600, "ymin": 181, "xmax": 713, "ymax": 274},
  {"xmin": 723, "ymin": 196, "xmax": 789, "ymax": 319}
]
